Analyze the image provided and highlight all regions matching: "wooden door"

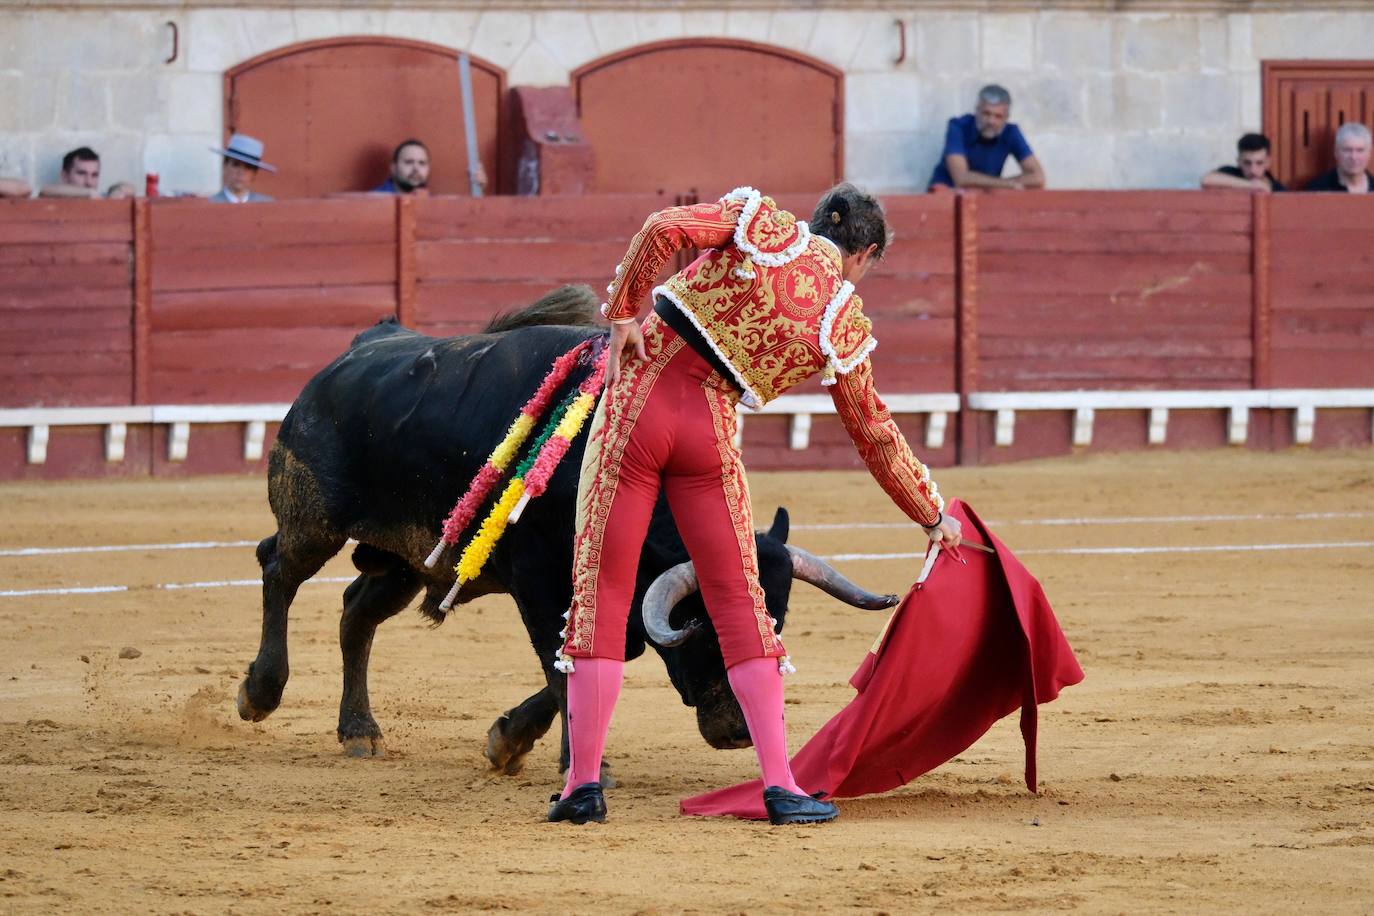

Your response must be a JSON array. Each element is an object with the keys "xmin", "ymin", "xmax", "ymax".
[
  {"xmin": 226, "ymin": 38, "xmax": 504, "ymax": 198},
  {"xmin": 573, "ymin": 39, "xmax": 843, "ymax": 195},
  {"xmin": 1263, "ymin": 61, "xmax": 1374, "ymax": 190}
]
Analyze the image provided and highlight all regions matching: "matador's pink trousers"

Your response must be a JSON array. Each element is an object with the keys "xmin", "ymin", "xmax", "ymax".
[{"xmin": 558, "ymin": 314, "xmax": 801, "ymax": 799}]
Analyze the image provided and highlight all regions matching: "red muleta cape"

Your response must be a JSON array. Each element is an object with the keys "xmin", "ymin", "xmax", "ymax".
[{"xmin": 680, "ymin": 499, "xmax": 1084, "ymax": 819}]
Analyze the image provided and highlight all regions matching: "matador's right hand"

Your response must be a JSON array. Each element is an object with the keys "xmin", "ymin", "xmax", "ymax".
[{"xmin": 604, "ymin": 319, "xmax": 647, "ymax": 390}]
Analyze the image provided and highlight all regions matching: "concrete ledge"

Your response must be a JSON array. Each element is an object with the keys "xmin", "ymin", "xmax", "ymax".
[{"xmin": 967, "ymin": 389, "xmax": 1374, "ymax": 447}]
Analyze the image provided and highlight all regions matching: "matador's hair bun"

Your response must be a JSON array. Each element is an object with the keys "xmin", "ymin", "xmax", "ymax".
[{"xmin": 810, "ymin": 183, "xmax": 891, "ymax": 260}]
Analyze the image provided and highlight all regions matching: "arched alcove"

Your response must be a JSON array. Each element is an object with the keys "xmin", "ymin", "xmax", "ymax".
[
  {"xmin": 225, "ymin": 37, "xmax": 505, "ymax": 198},
  {"xmin": 572, "ymin": 39, "xmax": 844, "ymax": 194}
]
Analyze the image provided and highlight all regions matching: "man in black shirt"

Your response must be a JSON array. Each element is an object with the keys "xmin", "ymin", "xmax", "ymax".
[
  {"xmin": 1200, "ymin": 133, "xmax": 1285, "ymax": 192},
  {"xmin": 1305, "ymin": 123, "xmax": 1372, "ymax": 193}
]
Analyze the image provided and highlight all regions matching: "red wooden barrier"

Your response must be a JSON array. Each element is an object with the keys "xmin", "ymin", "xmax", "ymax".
[
  {"xmin": 1268, "ymin": 194, "xmax": 1374, "ymax": 388},
  {"xmin": 413, "ymin": 193, "xmax": 672, "ymax": 337},
  {"xmin": 147, "ymin": 197, "xmax": 397, "ymax": 403},
  {"xmin": 0, "ymin": 199, "xmax": 135, "ymax": 408},
  {"xmin": 975, "ymin": 191, "xmax": 1255, "ymax": 392},
  {"xmin": 0, "ymin": 192, "xmax": 1370, "ymax": 480}
]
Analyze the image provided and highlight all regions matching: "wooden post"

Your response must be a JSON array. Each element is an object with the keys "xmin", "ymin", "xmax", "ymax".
[
  {"xmin": 131, "ymin": 198, "xmax": 151, "ymax": 405},
  {"xmin": 1250, "ymin": 193, "xmax": 1272, "ymax": 390},
  {"xmin": 396, "ymin": 194, "xmax": 417, "ymax": 328},
  {"xmin": 955, "ymin": 193, "xmax": 979, "ymax": 465}
]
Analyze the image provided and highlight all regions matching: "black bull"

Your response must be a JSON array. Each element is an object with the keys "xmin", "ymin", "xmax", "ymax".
[{"xmin": 237, "ymin": 291, "xmax": 895, "ymax": 776}]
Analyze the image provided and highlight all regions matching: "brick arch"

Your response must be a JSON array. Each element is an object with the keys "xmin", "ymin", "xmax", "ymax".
[
  {"xmin": 225, "ymin": 37, "xmax": 505, "ymax": 198},
  {"xmin": 572, "ymin": 38, "xmax": 844, "ymax": 195}
]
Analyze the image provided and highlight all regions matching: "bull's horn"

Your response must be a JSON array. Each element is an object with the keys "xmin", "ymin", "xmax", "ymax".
[
  {"xmin": 641, "ymin": 561, "xmax": 703, "ymax": 647},
  {"xmin": 787, "ymin": 545, "xmax": 899, "ymax": 610}
]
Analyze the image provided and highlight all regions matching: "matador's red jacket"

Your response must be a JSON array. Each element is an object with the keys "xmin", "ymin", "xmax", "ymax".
[{"xmin": 602, "ymin": 186, "xmax": 943, "ymax": 527}]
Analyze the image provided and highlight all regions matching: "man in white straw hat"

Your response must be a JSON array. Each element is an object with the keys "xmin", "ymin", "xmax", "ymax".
[{"xmin": 208, "ymin": 133, "xmax": 276, "ymax": 203}]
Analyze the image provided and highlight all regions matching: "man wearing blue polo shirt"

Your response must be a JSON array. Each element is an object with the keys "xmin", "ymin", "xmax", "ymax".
[{"xmin": 928, "ymin": 85, "xmax": 1045, "ymax": 192}]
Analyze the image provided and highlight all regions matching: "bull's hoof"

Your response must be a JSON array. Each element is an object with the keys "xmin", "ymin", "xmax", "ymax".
[
  {"xmin": 485, "ymin": 715, "xmax": 537, "ymax": 776},
  {"xmin": 340, "ymin": 735, "xmax": 386, "ymax": 758},
  {"xmin": 236, "ymin": 680, "xmax": 273, "ymax": 723}
]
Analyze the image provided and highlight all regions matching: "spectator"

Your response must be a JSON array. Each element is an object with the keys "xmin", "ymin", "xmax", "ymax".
[
  {"xmin": 208, "ymin": 134, "xmax": 275, "ymax": 203},
  {"xmin": 39, "ymin": 147, "xmax": 101, "ymax": 198},
  {"xmin": 374, "ymin": 139, "xmax": 431, "ymax": 195},
  {"xmin": 1200, "ymin": 133, "xmax": 1286, "ymax": 192},
  {"xmin": 0, "ymin": 177, "xmax": 32, "ymax": 198},
  {"xmin": 928, "ymin": 85, "xmax": 1045, "ymax": 191},
  {"xmin": 1306, "ymin": 123, "xmax": 1372, "ymax": 193},
  {"xmin": 105, "ymin": 181, "xmax": 137, "ymax": 199},
  {"xmin": 373, "ymin": 138, "xmax": 488, "ymax": 195}
]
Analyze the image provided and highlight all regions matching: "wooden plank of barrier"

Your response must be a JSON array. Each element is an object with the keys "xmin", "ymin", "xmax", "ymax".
[
  {"xmin": 979, "ymin": 208, "xmax": 1253, "ymax": 234},
  {"xmin": 415, "ymin": 193, "xmax": 672, "ymax": 241},
  {"xmin": 133, "ymin": 199, "xmax": 151, "ymax": 405},
  {"xmin": 0, "ymin": 199, "xmax": 135, "ymax": 244},
  {"xmin": 149, "ymin": 197, "xmax": 396, "ymax": 248},
  {"xmin": 956, "ymin": 192, "xmax": 979, "ymax": 464},
  {"xmin": 152, "ymin": 242, "xmax": 397, "ymax": 292},
  {"xmin": 979, "ymin": 229, "xmax": 1251, "ymax": 255},
  {"xmin": 396, "ymin": 195, "xmax": 416, "ymax": 328},
  {"xmin": 415, "ymin": 238, "xmax": 631, "ymax": 283},
  {"xmin": 151, "ymin": 285, "xmax": 395, "ymax": 331},
  {"xmin": 1251, "ymin": 193, "xmax": 1271, "ymax": 389}
]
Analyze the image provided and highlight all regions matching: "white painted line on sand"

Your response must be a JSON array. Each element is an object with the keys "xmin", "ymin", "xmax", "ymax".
[
  {"xmin": 4, "ymin": 512, "xmax": 1369, "ymax": 559},
  {"xmin": 0, "ymin": 540, "xmax": 258, "ymax": 558},
  {"xmin": 821, "ymin": 540, "xmax": 1374, "ymax": 562},
  {"xmin": 0, "ymin": 576, "xmax": 355, "ymax": 599},
  {"xmin": 794, "ymin": 511, "xmax": 1374, "ymax": 531},
  {"xmin": 0, "ymin": 585, "xmax": 130, "ymax": 598}
]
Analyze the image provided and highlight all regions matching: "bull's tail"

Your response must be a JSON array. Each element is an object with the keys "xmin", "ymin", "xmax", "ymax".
[{"xmin": 483, "ymin": 284, "xmax": 599, "ymax": 333}]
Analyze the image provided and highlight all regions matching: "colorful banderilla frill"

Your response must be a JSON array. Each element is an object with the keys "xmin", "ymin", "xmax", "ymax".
[
  {"xmin": 424, "ymin": 339, "xmax": 593, "ymax": 571},
  {"xmin": 434, "ymin": 342, "xmax": 608, "ymax": 612}
]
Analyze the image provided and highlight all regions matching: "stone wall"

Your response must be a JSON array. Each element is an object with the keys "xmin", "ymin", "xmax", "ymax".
[{"xmin": 1, "ymin": 3, "xmax": 1371, "ymax": 195}]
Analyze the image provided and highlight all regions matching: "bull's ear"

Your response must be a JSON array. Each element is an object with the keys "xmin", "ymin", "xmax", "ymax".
[{"xmin": 767, "ymin": 507, "xmax": 789, "ymax": 544}]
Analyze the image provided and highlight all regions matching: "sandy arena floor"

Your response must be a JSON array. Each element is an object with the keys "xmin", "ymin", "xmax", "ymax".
[{"xmin": 0, "ymin": 449, "xmax": 1371, "ymax": 913}]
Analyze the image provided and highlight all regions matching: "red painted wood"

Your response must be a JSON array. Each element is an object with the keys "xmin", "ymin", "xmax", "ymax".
[
  {"xmin": 151, "ymin": 197, "xmax": 396, "ymax": 248},
  {"xmin": 1269, "ymin": 193, "xmax": 1374, "ymax": 387},
  {"xmin": 2, "ymin": 306, "xmax": 131, "ymax": 334},
  {"xmin": 416, "ymin": 239, "xmax": 634, "ymax": 282},
  {"xmin": 225, "ymin": 38, "xmax": 504, "ymax": 198},
  {"xmin": 978, "ymin": 358, "xmax": 1252, "ymax": 390},
  {"xmin": 151, "ymin": 285, "xmax": 396, "ymax": 331},
  {"xmin": 396, "ymin": 195, "xmax": 416, "ymax": 327},
  {"xmin": 0, "ymin": 373, "xmax": 134, "ymax": 408},
  {"xmin": 956, "ymin": 193, "xmax": 979, "ymax": 464},
  {"xmin": 414, "ymin": 282, "xmax": 609, "ymax": 333},
  {"xmin": 133, "ymin": 199, "xmax": 151, "ymax": 404},
  {"xmin": 1251, "ymin": 193, "xmax": 1272, "ymax": 389},
  {"xmin": 0, "ymin": 199, "xmax": 134, "ymax": 243},
  {"xmin": 149, "ymin": 328, "xmax": 356, "ymax": 372},
  {"xmin": 0, "ymin": 287, "xmax": 131, "ymax": 311},
  {"xmin": 3, "ymin": 263, "xmax": 131, "ymax": 289},
  {"xmin": 980, "ymin": 230, "xmax": 1251, "ymax": 255},
  {"xmin": 415, "ymin": 193, "xmax": 671, "ymax": 240},
  {"xmin": 0, "ymin": 426, "xmax": 154, "ymax": 481},
  {"xmin": 153, "ymin": 243, "xmax": 396, "ymax": 292},
  {"xmin": 0, "ymin": 241, "xmax": 130, "ymax": 267},
  {"xmin": 979, "ymin": 208, "xmax": 1253, "ymax": 234},
  {"xmin": 151, "ymin": 422, "xmax": 276, "ymax": 477},
  {"xmin": 1263, "ymin": 61, "xmax": 1374, "ymax": 189},
  {"xmin": 573, "ymin": 39, "xmax": 842, "ymax": 194}
]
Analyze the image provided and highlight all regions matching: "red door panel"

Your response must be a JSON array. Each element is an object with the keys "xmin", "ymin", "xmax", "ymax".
[
  {"xmin": 1264, "ymin": 61, "xmax": 1374, "ymax": 190},
  {"xmin": 574, "ymin": 39, "xmax": 842, "ymax": 195},
  {"xmin": 227, "ymin": 38, "xmax": 504, "ymax": 199}
]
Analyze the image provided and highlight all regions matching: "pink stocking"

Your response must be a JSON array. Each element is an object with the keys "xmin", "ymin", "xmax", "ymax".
[
  {"xmin": 727, "ymin": 656, "xmax": 804, "ymax": 795},
  {"xmin": 561, "ymin": 656, "xmax": 624, "ymax": 799}
]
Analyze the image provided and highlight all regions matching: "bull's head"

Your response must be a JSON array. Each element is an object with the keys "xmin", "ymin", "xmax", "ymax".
[{"xmin": 641, "ymin": 507, "xmax": 898, "ymax": 749}]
